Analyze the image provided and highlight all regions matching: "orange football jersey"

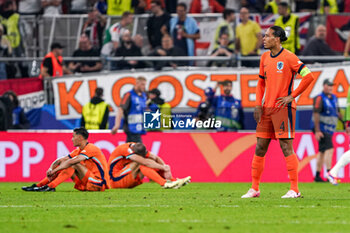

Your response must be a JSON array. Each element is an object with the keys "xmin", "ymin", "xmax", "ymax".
[{"xmin": 259, "ymin": 48, "xmax": 304, "ymax": 109}]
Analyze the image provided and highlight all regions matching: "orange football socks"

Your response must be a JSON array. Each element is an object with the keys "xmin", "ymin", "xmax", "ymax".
[
  {"xmin": 48, "ymin": 167, "xmax": 75, "ymax": 188},
  {"xmin": 285, "ymin": 154, "xmax": 299, "ymax": 193},
  {"xmin": 251, "ymin": 155, "xmax": 265, "ymax": 191},
  {"xmin": 37, "ymin": 177, "xmax": 50, "ymax": 187},
  {"xmin": 140, "ymin": 165, "xmax": 166, "ymax": 186}
]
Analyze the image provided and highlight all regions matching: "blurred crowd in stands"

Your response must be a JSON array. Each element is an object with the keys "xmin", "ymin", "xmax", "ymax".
[{"xmin": 0, "ymin": 0, "xmax": 350, "ymax": 79}]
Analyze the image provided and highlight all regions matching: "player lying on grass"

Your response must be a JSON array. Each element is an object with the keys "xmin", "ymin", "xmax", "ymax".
[
  {"xmin": 108, "ymin": 142, "xmax": 191, "ymax": 189},
  {"xmin": 22, "ymin": 127, "xmax": 109, "ymax": 192}
]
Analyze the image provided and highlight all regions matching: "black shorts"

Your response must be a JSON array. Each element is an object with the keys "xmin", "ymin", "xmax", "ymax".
[
  {"xmin": 318, "ymin": 132, "xmax": 333, "ymax": 152},
  {"xmin": 126, "ymin": 132, "xmax": 142, "ymax": 143}
]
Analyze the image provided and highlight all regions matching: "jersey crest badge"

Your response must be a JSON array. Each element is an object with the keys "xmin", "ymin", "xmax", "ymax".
[{"xmin": 277, "ymin": 61, "xmax": 284, "ymax": 70}]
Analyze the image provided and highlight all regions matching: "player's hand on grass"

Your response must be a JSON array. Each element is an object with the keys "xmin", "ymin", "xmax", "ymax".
[
  {"xmin": 254, "ymin": 106, "xmax": 262, "ymax": 123},
  {"xmin": 276, "ymin": 95, "xmax": 294, "ymax": 108},
  {"xmin": 315, "ymin": 131, "xmax": 324, "ymax": 141}
]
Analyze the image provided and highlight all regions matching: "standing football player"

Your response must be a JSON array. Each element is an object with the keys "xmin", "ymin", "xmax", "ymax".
[{"xmin": 241, "ymin": 26, "xmax": 314, "ymax": 198}]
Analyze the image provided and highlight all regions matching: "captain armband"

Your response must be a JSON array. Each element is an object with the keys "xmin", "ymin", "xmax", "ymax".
[{"xmin": 299, "ymin": 67, "xmax": 311, "ymax": 77}]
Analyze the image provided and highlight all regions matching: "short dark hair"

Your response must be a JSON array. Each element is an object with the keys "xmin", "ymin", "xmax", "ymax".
[
  {"xmin": 51, "ymin": 42, "xmax": 64, "ymax": 50},
  {"xmin": 221, "ymin": 80, "xmax": 232, "ymax": 86},
  {"xmin": 94, "ymin": 87, "xmax": 103, "ymax": 98},
  {"xmin": 73, "ymin": 127, "xmax": 89, "ymax": 139},
  {"xmin": 219, "ymin": 33, "xmax": 229, "ymax": 38},
  {"xmin": 278, "ymin": 2, "xmax": 289, "ymax": 8},
  {"xmin": 270, "ymin": 26, "xmax": 288, "ymax": 42},
  {"xmin": 133, "ymin": 143, "xmax": 147, "ymax": 157},
  {"xmin": 177, "ymin": 2, "xmax": 187, "ymax": 11},
  {"xmin": 122, "ymin": 11, "xmax": 132, "ymax": 19},
  {"xmin": 223, "ymin": 8, "xmax": 235, "ymax": 20}
]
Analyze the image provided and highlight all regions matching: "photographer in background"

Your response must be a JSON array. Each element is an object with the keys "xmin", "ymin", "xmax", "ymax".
[
  {"xmin": 196, "ymin": 87, "xmax": 216, "ymax": 123},
  {"xmin": 2, "ymin": 91, "xmax": 30, "ymax": 129}
]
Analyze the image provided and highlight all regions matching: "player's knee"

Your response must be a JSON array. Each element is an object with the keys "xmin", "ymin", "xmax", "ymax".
[
  {"xmin": 255, "ymin": 143, "xmax": 268, "ymax": 156},
  {"xmin": 280, "ymin": 144, "xmax": 294, "ymax": 156}
]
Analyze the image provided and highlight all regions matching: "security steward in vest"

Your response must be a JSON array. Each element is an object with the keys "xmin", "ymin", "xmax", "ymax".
[
  {"xmin": 312, "ymin": 79, "xmax": 343, "ymax": 182},
  {"xmin": 40, "ymin": 42, "xmax": 72, "ymax": 79},
  {"xmin": 111, "ymin": 76, "xmax": 147, "ymax": 143},
  {"xmin": 264, "ymin": 0, "xmax": 280, "ymax": 14},
  {"xmin": 320, "ymin": 0, "xmax": 339, "ymax": 14},
  {"xmin": 81, "ymin": 87, "xmax": 110, "ymax": 129},
  {"xmin": 274, "ymin": 2, "xmax": 300, "ymax": 54}
]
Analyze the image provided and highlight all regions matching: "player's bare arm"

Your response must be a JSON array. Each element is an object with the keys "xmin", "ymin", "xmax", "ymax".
[
  {"xmin": 148, "ymin": 152, "xmax": 166, "ymax": 165},
  {"xmin": 45, "ymin": 156, "xmax": 69, "ymax": 178},
  {"xmin": 313, "ymin": 111, "xmax": 324, "ymax": 141},
  {"xmin": 111, "ymin": 107, "xmax": 123, "ymax": 134},
  {"xmin": 128, "ymin": 154, "xmax": 170, "ymax": 172},
  {"xmin": 47, "ymin": 154, "xmax": 87, "ymax": 177},
  {"xmin": 255, "ymin": 75, "xmax": 265, "ymax": 123}
]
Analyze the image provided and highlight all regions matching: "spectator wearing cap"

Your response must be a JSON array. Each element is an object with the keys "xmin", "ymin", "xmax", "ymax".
[
  {"xmin": 195, "ymin": 87, "xmax": 216, "ymax": 124},
  {"xmin": 68, "ymin": 34, "xmax": 102, "ymax": 73},
  {"xmin": 312, "ymin": 79, "xmax": 343, "ymax": 182},
  {"xmin": 40, "ymin": 42, "xmax": 72, "ymax": 79},
  {"xmin": 146, "ymin": 0, "xmax": 171, "ymax": 49},
  {"xmin": 0, "ymin": 23, "xmax": 11, "ymax": 79},
  {"xmin": 81, "ymin": 87, "xmax": 110, "ymax": 129},
  {"xmin": 147, "ymin": 88, "xmax": 172, "ymax": 130}
]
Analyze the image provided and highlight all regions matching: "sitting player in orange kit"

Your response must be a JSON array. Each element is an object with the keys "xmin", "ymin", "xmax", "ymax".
[
  {"xmin": 22, "ymin": 127, "xmax": 109, "ymax": 192},
  {"xmin": 108, "ymin": 142, "xmax": 191, "ymax": 189}
]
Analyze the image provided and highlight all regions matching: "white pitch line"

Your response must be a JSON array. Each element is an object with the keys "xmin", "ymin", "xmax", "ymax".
[{"xmin": 0, "ymin": 219, "xmax": 349, "ymax": 225}]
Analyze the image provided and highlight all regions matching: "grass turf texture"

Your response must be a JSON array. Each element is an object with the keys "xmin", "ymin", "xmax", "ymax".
[{"xmin": 1, "ymin": 182, "xmax": 350, "ymax": 233}]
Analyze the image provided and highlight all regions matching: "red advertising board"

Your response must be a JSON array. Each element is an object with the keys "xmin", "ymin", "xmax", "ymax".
[{"xmin": 0, "ymin": 131, "xmax": 349, "ymax": 182}]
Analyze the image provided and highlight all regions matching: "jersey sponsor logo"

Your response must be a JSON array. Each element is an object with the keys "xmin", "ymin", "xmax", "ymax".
[{"xmin": 277, "ymin": 61, "xmax": 284, "ymax": 70}]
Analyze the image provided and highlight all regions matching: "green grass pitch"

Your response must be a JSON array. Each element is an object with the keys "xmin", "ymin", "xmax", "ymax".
[{"xmin": 1, "ymin": 182, "xmax": 350, "ymax": 233}]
